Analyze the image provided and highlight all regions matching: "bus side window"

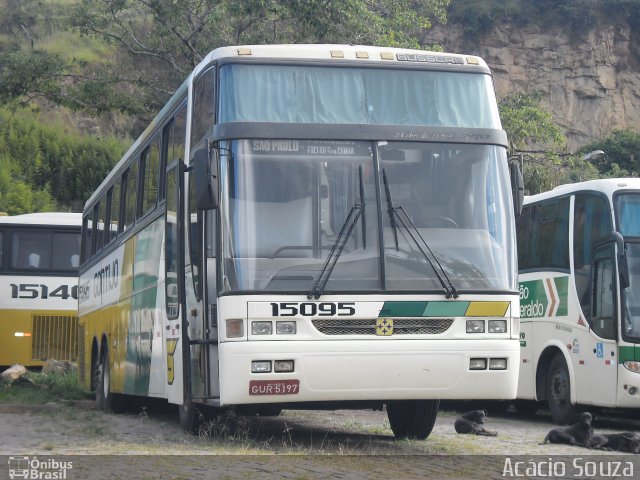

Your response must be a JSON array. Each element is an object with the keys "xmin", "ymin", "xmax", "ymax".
[
  {"xmin": 93, "ymin": 199, "xmax": 105, "ymax": 255},
  {"xmin": 81, "ymin": 213, "xmax": 93, "ymax": 264},
  {"xmin": 573, "ymin": 194, "xmax": 612, "ymax": 323},
  {"xmin": 516, "ymin": 206, "xmax": 531, "ymax": 270},
  {"xmin": 123, "ymin": 161, "xmax": 139, "ymax": 231},
  {"xmin": 140, "ymin": 138, "xmax": 160, "ymax": 216},
  {"xmin": 592, "ymin": 244, "xmax": 616, "ymax": 340},
  {"xmin": 106, "ymin": 180, "xmax": 121, "ymax": 242}
]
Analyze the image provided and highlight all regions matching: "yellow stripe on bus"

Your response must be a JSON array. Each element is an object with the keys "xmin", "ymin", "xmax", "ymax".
[{"xmin": 465, "ymin": 301, "xmax": 510, "ymax": 317}]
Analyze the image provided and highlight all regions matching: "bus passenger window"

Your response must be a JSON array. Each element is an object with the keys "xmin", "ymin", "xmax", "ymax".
[
  {"xmin": 140, "ymin": 139, "xmax": 160, "ymax": 216},
  {"xmin": 81, "ymin": 214, "xmax": 93, "ymax": 263},
  {"xmin": 106, "ymin": 181, "xmax": 121, "ymax": 242},
  {"xmin": 123, "ymin": 162, "xmax": 138, "ymax": 231}
]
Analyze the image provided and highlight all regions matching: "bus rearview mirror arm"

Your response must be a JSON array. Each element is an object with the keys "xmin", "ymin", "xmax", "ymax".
[
  {"xmin": 611, "ymin": 231, "xmax": 630, "ymax": 289},
  {"xmin": 509, "ymin": 161, "xmax": 524, "ymax": 216},
  {"xmin": 191, "ymin": 147, "xmax": 219, "ymax": 210}
]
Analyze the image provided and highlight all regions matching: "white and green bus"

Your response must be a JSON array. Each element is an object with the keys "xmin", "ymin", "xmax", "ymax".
[
  {"xmin": 79, "ymin": 44, "xmax": 522, "ymax": 439},
  {"xmin": 516, "ymin": 178, "xmax": 640, "ymax": 424}
]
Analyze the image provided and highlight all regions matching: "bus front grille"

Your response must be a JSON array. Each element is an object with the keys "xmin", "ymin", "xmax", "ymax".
[
  {"xmin": 31, "ymin": 315, "xmax": 79, "ymax": 362},
  {"xmin": 312, "ymin": 318, "xmax": 454, "ymax": 335}
]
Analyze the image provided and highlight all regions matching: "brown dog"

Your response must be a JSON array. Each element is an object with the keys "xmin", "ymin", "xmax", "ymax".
[{"xmin": 542, "ymin": 412, "xmax": 593, "ymax": 446}]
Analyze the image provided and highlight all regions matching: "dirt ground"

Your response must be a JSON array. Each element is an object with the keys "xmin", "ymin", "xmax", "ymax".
[{"xmin": 1, "ymin": 401, "xmax": 639, "ymax": 479}]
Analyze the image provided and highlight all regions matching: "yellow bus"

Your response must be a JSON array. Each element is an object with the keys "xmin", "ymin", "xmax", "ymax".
[
  {"xmin": 0, "ymin": 212, "xmax": 81, "ymax": 368},
  {"xmin": 79, "ymin": 44, "xmax": 523, "ymax": 439}
]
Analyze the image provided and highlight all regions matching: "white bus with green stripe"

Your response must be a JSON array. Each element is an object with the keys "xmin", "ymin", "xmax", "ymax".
[
  {"xmin": 516, "ymin": 178, "xmax": 640, "ymax": 424},
  {"xmin": 79, "ymin": 44, "xmax": 522, "ymax": 440}
]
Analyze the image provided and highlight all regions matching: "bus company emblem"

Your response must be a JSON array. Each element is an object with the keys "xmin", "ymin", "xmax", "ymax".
[{"xmin": 376, "ymin": 318, "xmax": 393, "ymax": 336}]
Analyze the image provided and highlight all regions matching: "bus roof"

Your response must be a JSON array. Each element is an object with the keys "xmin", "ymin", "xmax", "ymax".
[
  {"xmin": 524, "ymin": 178, "xmax": 640, "ymax": 205},
  {"xmin": 194, "ymin": 44, "xmax": 489, "ymax": 76},
  {"xmin": 0, "ymin": 212, "xmax": 82, "ymax": 227}
]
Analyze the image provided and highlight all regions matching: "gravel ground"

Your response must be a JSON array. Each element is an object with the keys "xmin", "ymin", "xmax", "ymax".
[{"xmin": 0, "ymin": 401, "xmax": 639, "ymax": 479}]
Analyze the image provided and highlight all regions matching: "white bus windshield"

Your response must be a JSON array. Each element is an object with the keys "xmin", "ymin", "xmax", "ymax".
[
  {"xmin": 616, "ymin": 193, "xmax": 640, "ymax": 340},
  {"xmin": 220, "ymin": 140, "xmax": 516, "ymax": 294},
  {"xmin": 218, "ymin": 64, "xmax": 501, "ymax": 128}
]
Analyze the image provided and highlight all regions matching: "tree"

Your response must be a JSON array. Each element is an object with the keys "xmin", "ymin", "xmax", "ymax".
[
  {"xmin": 1, "ymin": 1, "xmax": 449, "ymax": 118},
  {"xmin": 499, "ymin": 91, "xmax": 574, "ymax": 194},
  {"xmin": 578, "ymin": 129, "xmax": 640, "ymax": 176}
]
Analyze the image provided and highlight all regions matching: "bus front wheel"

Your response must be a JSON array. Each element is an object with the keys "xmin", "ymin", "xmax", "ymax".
[
  {"xmin": 386, "ymin": 400, "xmax": 439, "ymax": 440},
  {"xmin": 547, "ymin": 354, "xmax": 575, "ymax": 425}
]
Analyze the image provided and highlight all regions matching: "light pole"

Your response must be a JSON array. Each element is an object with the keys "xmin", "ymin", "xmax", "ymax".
[{"xmin": 582, "ymin": 150, "xmax": 605, "ymax": 162}]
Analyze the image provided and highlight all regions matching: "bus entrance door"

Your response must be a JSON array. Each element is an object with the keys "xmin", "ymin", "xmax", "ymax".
[
  {"xmin": 184, "ymin": 186, "xmax": 220, "ymax": 405},
  {"xmin": 584, "ymin": 243, "xmax": 618, "ymax": 406}
]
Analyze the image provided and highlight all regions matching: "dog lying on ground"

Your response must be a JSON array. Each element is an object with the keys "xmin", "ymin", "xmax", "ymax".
[
  {"xmin": 587, "ymin": 432, "xmax": 640, "ymax": 453},
  {"xmin": 541, "ymin": 412, "xmax": 593, "ymax": 446},
  {"xmin": 454, "ymin": 409, "xmax": 498, "ymax": 437}
]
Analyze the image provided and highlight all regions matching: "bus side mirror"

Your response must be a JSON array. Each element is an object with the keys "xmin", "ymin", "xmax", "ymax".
[
  {"xmin": 509, "ymin": 161, "xmax": 524, "ymax": 216},
  {"xmin": 191, "ymin": 148, "xmax": 218, "ymax": 210},
  {"xmin": 612, "ymin": 231, "xmax": 630, "ymax": 289}
]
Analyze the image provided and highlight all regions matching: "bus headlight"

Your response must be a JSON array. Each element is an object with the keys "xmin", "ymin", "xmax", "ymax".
[
  {"xmin": 252, "ymin": 321, "xmax": 273, "ymax": 335},
  {"xmin": 276, "ymin": 321, "xmax": 296, "ymax": 335},
  {"xmin": 623, "ymin": 361, "xmax": 640, "ymax": 373},
  {"xmin": 226, "ymin": 319, "xmax": 244, "ymax": 338},
  {"xmin": 488, "ymin": 320, "xmax": 507, "ymax": 333},
  {"xmin": 466, "ymin": 320, "xmax": 485, "ymax": 333}
]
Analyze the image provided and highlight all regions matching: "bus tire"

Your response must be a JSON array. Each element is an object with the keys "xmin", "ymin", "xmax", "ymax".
[
  {"xmin": 179, "ymin": 394, "xmax": 202, "ymax": 434},
  {"xmin": 547, "ymin": 354, "xmax": 575, "ymax": 425},
  {"xmin": 96, "ymin": 344, "xmax": 127, "ymax": 413},
  {"xmin": 386, "ymin": 399, "xmax": 439, "ymax": 440}
]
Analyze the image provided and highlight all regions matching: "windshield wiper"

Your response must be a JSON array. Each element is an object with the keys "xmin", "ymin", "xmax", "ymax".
[
  {"xmin": 382, "ymin": 168, "xmax": 458, "ymax": 299},
  {"xmin": 308, "ymin": 166, "xmax": 366, "ymax": 299}
]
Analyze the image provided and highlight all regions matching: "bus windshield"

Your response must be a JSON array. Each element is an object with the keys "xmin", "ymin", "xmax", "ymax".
[
  {"xmin": 220, "ymin": 140, "xmax": 516, "ymax": 294},
  {"xmin": 616, "ymin": 193, "xmax": 640, "ymax": 340},
  {"xmin": 218, "ymin": 64, "xmax": 501, "ymax": 128}
]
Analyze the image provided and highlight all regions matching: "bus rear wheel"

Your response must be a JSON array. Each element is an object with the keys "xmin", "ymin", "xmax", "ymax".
[
  {"xmin": 386, "ymin": 400, "xmax": 439, "ymax": 440},
  {"xmin": 95, "ymin": 344, "xmax": 127, "ymax": 413},
  {"xmin": 547, "ymin": 354, "xmax": 575, "ymax": 425}
]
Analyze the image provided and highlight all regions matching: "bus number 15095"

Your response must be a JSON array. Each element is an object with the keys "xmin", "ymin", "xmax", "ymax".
[{"xmin": 270, "ymin": 302, "xmax": 355, "ymax": 317}]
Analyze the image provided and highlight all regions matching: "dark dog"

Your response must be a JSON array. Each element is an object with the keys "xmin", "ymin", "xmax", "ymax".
[
  {"xmin": 454, "ymin": 409, "xmax": 498, "ymax": 437},
  {"xmin": 542, "ymin": 412, "xmax": 593, "ymax": 446},
  {"xmin": 587, "ymin": 432, "xmax": 640, "ymax": 453}
]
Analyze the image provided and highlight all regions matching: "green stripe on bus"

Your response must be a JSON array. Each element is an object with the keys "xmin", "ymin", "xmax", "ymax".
[
  {"xmin": 379, "ymin": 302, "xmax": 429, "ymax": 317},
  {"xmin": 618, "ymin": 345, "xmax": 639, "ymax": 363},
  {"xmin": 423, "ymin": 301, "xmax": 469, "ymax": 317}
]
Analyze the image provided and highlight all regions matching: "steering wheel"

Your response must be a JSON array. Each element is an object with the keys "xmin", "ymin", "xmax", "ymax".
[{"xmin": 423, "ymin": 216, "xmax": 459, "ymax": 228}]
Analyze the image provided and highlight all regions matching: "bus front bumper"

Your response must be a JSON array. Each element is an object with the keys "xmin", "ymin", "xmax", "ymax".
[{"xmin": 218, "ymin": 339, "xmax": 520, "ymax": 406}]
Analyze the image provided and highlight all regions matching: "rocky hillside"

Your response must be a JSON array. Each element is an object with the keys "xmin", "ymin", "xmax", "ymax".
[{"xmin": 427, "ymin": 20, "xmax": 640, "ymax": 151}]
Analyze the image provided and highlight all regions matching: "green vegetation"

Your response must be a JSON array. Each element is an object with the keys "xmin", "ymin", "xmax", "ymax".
[
  {"xmin": 0, "ymin": 370, "xmax": 89, "ymax": 404},
  {"xmin": 0, "ymin": 107, "xmax": 127, "ymax": 213},
  {"xmin": 0, "ymin": 0, "xmax": 638, "ymax": 209}
]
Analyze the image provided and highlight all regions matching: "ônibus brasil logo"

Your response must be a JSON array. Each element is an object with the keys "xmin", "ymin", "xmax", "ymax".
[{"xmin": 8, "ymin": 456, "xmax": 72, "ymax": 480}]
